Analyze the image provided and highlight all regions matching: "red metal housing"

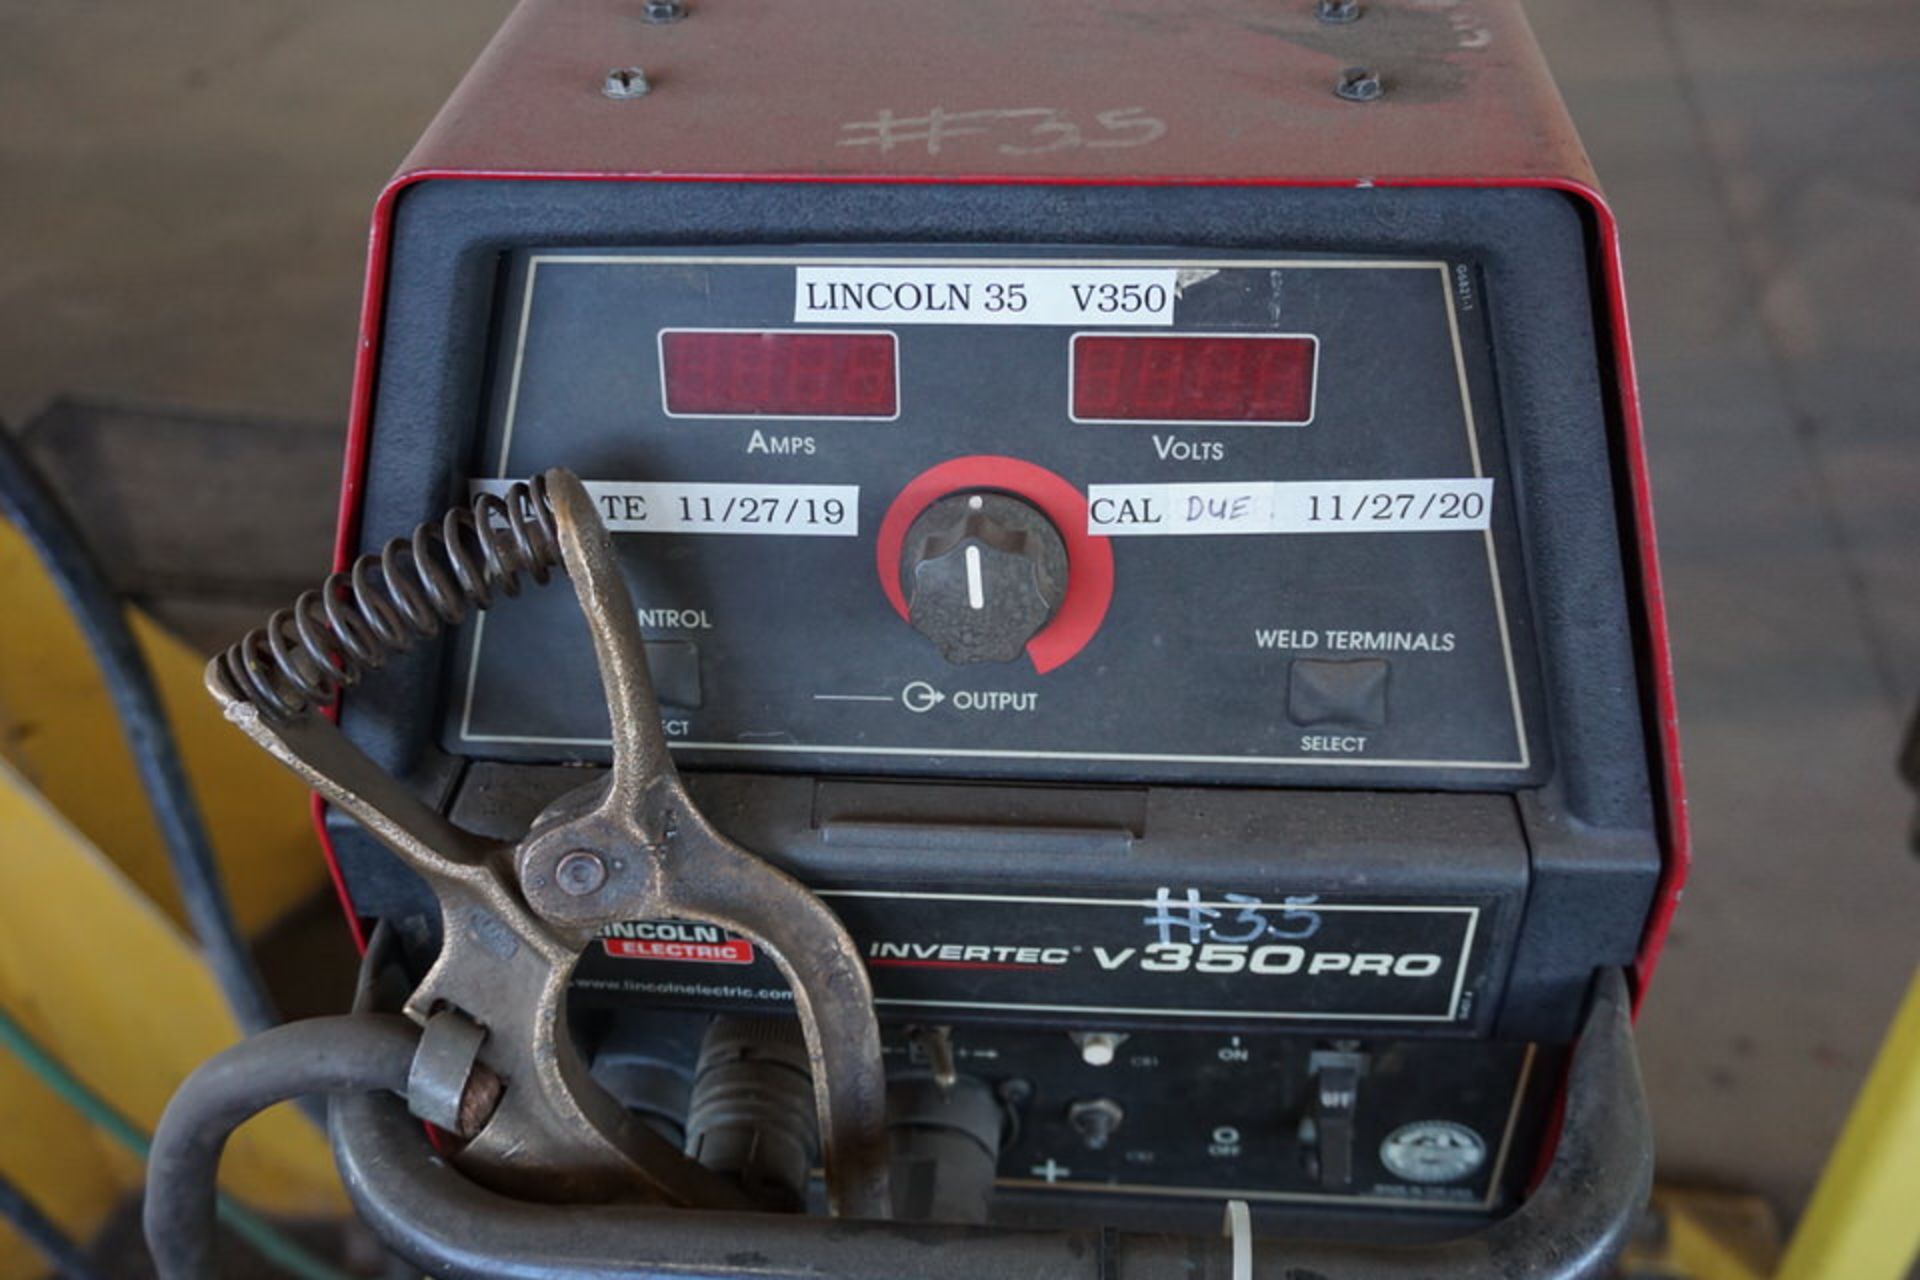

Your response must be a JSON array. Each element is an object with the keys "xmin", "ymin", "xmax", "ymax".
[{"xmin": 326, "ymin": 0, "xmax": 1685, "ymax": 1004}]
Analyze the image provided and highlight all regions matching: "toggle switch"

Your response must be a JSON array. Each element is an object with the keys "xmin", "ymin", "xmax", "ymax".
[{"xmin": 1307, "ymin": 1042, "xmax": 1370, "ymax": 1191}]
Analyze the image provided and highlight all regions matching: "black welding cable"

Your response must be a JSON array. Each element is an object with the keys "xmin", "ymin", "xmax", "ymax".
[
  {"xmin": 0, "ymin": 1173, "xmax": 108, "ymax": 1280},
  {"xmin": 0, "ymin": 423, "xmax": 281, "ymax": 1038},
  {"xmin": 142, "ymin": 1014, "xmax": 420, "ymax": 1280}
]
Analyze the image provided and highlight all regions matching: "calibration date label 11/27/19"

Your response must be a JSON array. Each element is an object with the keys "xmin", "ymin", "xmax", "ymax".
[{"xmin": 470, "ymin": 478, "xmax": 1494, "ymax": 539}]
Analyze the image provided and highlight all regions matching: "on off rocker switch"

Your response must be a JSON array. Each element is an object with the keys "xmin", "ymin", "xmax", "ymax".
[
  {"xmin": 1306, "ymin": 1043, "xmax": 1371, "ymax": 1191},
  {"xmin": 901, "ymin": 491, "xmax": 1069, "ymax": 664}
]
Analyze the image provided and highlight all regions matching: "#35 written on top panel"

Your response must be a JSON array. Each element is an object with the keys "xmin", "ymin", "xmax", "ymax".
[{"xmin": 452, "ymin": 250, "xmax": 1544, "ymax": 786}]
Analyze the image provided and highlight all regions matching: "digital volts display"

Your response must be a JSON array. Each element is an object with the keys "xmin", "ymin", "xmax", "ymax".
[
  {"xmin": 1071, "ymin": 333, "xmax": 1318, "ymax": 425},
  {"xmin": 660, "ymin": 329, "xmax": 899, "ymax": 420}
]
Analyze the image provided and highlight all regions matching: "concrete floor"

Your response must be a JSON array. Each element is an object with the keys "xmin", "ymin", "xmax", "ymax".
[
  {"xmin": 1527, "ymin": 0, "xmax": 1920, "ymax": 1217},
  {"xmin": 3, "ymin": 0, "xmax": 1917, "ymax": 1232}
]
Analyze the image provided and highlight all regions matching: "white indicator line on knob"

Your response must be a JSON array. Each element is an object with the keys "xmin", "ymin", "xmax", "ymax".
[{"xmin": 965, "ymin": 544, "xmax": 985, "ymax": 610}]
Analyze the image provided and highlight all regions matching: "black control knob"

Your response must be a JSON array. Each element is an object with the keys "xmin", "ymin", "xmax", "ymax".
[
  {"xmin": 1067, "ymin": 1096, "xmax": 1126, "ymax": 1151},
  {"xmin": 901, "ymin": 492, "xmax": 1069, "ymax": 664}
]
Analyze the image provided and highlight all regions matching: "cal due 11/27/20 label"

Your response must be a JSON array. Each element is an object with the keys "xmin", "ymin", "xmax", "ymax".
[
  {"xmin": 573, "ymin": 888, "xmax": 1486, "ymax": 1024},
  {"xmin": 1086, "ymin": 479, "xmax": 1495, "ymax": 536}
]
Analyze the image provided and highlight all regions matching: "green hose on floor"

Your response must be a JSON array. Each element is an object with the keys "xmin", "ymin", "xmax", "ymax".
[{"xmin": 0, "ymin": 1005, "xmax": 353, "ymax": 1280}]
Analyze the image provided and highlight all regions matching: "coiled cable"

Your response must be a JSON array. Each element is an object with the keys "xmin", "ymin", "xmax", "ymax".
[{"xmin": 213, "ymin": 477, "xmax": 561, "ymax": 719}]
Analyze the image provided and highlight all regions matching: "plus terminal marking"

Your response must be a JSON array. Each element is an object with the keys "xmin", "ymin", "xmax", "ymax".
[{"xmin": 1031, "ymin": 1159, "xmax": 1071, "ymax": 1184}]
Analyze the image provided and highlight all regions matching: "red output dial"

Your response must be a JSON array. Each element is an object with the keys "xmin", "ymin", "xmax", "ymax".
[{"xmin": 876, "ymin": 457, "xmax": 1113, "ymax": 674}]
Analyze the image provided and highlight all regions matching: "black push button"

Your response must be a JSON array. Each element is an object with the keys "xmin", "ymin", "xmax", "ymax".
[
  {"xmin": 644, "ymin": 640, "xmax": 703, "ymax": 708},
  {"xmin": 1288, "ymin": 658, "xmax": 1388, "ymax": 728}
]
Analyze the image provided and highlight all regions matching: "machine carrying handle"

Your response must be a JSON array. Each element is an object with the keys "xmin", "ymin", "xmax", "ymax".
[{"xmin": 331, "ymin": 968, "xmax": 1651, "ymax": 1280}]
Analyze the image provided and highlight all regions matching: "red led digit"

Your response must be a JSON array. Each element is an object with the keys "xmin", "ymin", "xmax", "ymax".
[
  {"xmin": 731, "ymin": 334, "xmax": 775, "ymax": 409},
  {"xmin": 786, "ymin": 335, "xmax": 834, "ymax": 412},
  {"xmin": 842, "ymin": 338, "xmax": 895, "ymax": 415},
  {"xmin": 670, "ymin": 330, "xmax": 722, "ymax": 408},
  {"xmin": 1073, "ymin": 335, "xmax": 1315, "ymax": 423},
  {"xmin": 1192, "ymin": 339, "xmax": 1248, "ymax": 414},
  {"xmin": 661, "ymin": 331, "xmax": 897, "ymax": 418},
  {"xmin": 1134, "ymin": 342, "xmax": 1183, "ymax": 415},
  {"xmin": 1073, "ymin": 338, "xmax": 1128, "ymax": 418},
  {"xmin": 1247, "ymin": 340, "xmax": 1313, "ymax": 419}
]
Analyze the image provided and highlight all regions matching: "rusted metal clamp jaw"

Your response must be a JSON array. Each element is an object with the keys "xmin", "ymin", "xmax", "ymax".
[{"xmin": 204, "ymin": 470, "xmax": 892, "ymax": 1219}]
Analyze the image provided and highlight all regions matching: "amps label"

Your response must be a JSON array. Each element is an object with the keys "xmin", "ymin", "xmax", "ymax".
[{"xmin": 576, "ymin": 889, "xmax": 1485, "ymax": 1024}]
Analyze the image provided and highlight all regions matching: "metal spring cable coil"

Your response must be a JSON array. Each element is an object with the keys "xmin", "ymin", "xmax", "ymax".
[{"xmin": 214, "ymin": 477, "xmax": 561, "ymax": 718}]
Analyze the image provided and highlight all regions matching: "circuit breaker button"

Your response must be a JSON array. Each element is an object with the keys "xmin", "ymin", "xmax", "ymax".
[
  {"xmin": 643, "ymin": 640, "xmax": 704, "ymax": 708},
  {"xmin": 1288, "ymin": 659, "xmax": 1388, "ymax": 728}
]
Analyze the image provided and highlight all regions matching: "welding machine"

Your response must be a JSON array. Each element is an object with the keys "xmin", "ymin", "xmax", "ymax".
[{"xmin": 144, "ymin": 1, "xmax": 1686, "ymax": 1276}]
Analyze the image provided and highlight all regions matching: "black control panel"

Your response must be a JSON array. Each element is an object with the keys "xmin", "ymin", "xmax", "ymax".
[
  {"xmin": 337, "ymin": 180, "xmax": 1662, "ymax": 1225},
  {"xmin": 448, "ymin": 249, "xmax": 1543, "ymax": 787},
  {"xmin": 946, "ymin": 1026, "xmax": 1550, "ymax": 1212}
]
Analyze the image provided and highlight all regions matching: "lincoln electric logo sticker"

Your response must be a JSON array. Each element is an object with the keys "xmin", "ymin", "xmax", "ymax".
[{"xmin": 600, "ymin": 921, "xmax": 754, "ymax": 965}]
